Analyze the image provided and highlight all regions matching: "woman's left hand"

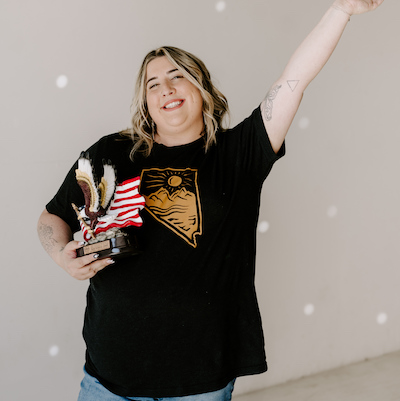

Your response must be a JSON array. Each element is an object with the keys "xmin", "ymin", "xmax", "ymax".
[{"xmin": 333, "ymin": 0, "xmax": 385, "ymax": 16}]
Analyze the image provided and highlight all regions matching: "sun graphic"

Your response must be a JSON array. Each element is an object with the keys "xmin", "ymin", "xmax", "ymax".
[
  {"xmin": 143, "ymin": 169, "xmax": 195, "ymax": 196},
  {"xmin": 168, "ymin": 175, "xmax": 182, "ymax": 187}
]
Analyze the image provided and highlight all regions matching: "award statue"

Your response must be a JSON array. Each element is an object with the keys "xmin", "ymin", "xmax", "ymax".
[{"xmin": 72, "ymin": 153, "xmax": 145, "ymax": 260}]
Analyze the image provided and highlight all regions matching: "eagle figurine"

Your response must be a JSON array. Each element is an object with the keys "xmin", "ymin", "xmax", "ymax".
[
  {"xmin": 73, "ymin": 152, "xmax": 145, "ymax": 244},
  {"xmin": 75, "ymin": 152, "xmax": 116, "ymax": 233}
]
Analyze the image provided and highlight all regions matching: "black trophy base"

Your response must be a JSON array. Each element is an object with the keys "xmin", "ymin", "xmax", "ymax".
[{"xmin": 76, "ymin": 235, "xmax": 140, "ymax": 260}]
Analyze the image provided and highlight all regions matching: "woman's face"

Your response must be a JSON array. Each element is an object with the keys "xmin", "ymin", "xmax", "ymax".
[{"xmin": 145, "ymin": 56, "xmax": 204, "ymax": 145}]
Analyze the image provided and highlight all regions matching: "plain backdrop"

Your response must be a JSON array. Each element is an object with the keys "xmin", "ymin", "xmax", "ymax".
[{"xmin": 1, "ymin": 0, "xmax": 399, "ymax": 400}]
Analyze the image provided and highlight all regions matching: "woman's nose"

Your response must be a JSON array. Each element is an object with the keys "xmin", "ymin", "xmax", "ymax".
[{"xmin": 161, "ymin": 82, "xmax": 175, "ymax": 96}]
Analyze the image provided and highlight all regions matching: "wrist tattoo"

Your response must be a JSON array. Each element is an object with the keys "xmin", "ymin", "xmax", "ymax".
[
  {"xmin": 262, "ymin": 84, "xmax": 282, "ymax": 121},
  {"xmin": 38, "ymin": 223, "xmax": 59, "ymax": 254}
]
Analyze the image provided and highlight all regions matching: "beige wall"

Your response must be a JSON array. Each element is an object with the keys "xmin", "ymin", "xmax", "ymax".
[{"xmin": 1, "ymin": 0, "xmax": 399, "ymax": 399}]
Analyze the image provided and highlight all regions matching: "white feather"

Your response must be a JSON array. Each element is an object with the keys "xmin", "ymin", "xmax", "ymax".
[
  {"xmin": 100, "ymin": 163, "xmax": 116, "ymax": 209},
  {"xmin": 76, "ymin": 157, "xmax": 99, "ymax": 212}
]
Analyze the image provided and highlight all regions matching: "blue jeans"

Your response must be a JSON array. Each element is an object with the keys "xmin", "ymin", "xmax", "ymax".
[{"xmin": 77, "ymin": 368, "xmax": 235, "ymax": 401}]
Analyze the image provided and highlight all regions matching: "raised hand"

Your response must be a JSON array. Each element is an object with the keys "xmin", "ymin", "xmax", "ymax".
[{"xmin": 332, "ymin": 0, "xmax": 385, "ymax": 16}]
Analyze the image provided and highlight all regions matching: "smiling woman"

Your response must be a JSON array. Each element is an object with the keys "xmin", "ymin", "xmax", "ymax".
[
  {"xmin": 145, "ymin": 56, "xmax": 204, "ymax": 146},
  {"xmin": 37, "ymin": 1, "xmax": 386, "ymax": 400},
  {"xmin": 124, "ymin": 46, "xmax": 229, "ymax": 158}
]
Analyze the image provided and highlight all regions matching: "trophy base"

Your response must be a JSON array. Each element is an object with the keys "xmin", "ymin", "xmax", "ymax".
[{"xmin": 76, "ymin": 235, "xmax": 140, "ymax": 260}]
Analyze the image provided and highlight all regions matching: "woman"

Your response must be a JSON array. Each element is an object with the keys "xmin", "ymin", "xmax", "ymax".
[{"xmin": 37, "ymin": 1, "xmax": 384, "ymax": 400}]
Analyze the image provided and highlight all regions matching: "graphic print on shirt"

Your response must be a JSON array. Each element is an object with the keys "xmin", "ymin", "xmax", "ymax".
[{"xmin": 140, "ymin": 168, "xmax": 202, "ymax": 248}]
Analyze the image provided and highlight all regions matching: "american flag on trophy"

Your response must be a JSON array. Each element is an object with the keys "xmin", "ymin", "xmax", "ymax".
[{"xmin": 72, "ymin": 153, "xmax": 145, "ymax": 244}]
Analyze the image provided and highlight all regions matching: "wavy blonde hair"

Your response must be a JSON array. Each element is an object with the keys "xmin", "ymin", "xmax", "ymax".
[{"xmin": 122, "ymin": 46, "xmax": 229, "ymax": 159}]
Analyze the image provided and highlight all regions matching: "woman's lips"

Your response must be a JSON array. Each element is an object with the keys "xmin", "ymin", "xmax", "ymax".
[{"xmin": 162, "ymin": 99, "xmax": 185, "ymax": 110}]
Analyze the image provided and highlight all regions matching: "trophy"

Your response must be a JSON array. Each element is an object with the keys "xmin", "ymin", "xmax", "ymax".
[{"xmin": 72, "ymin": 153, "xmax": 145, "ymax": 260}]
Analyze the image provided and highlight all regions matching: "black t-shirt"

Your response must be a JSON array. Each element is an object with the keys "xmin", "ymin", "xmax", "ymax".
[{"xmin": 46, "ymin": 106, "xmax": 285, "ymax": 397}]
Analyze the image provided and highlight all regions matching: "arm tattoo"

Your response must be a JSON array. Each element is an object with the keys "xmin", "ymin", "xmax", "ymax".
[
  {"xmin": 262, "ymin": 84, "xmax": 282, "ymax": 121},
  {"xmin": 38, "ymin": 223, "xmax": 59, "ymax": 254},
  {"xmin": 287, "ymin": 80, "xmax": 300, "ymax": 92}
]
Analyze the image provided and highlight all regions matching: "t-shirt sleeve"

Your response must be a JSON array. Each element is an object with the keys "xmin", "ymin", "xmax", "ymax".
[
  {"xmin": 46, "ymin": 133, "xmax": 132, "ymax": 233},
  {"xmin": 45, "ymin": 136, "xmax": 106, "ymax": 233},
  {"xmin": 219, "ymin": 105, "xmax": 285, "ymax": 182},
  {"xmin": 254, "ymin": 104, "xmax": 285, "ymax": 167},
  {"xmin": 46, "ymin": 159, "xmax": 83, "ymax": 233}
]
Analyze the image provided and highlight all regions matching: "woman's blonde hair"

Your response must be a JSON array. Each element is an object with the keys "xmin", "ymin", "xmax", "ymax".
[{"xmin": 122, "ymin": 46, "xmax": 229, "ymax": 159}]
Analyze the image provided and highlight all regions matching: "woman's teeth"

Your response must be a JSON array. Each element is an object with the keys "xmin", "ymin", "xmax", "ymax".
[{"xmin": 164, "ymin": 100, "xmax": 183, "ymax": 109}]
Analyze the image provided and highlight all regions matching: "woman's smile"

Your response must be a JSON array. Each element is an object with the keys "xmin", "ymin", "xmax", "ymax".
[
  {"xmin": 162, "ymin": 99, "xmax": 185, "ymax": 110},
  {"xmin": 146, "ymin": 56, "xmax": 204, "ymax": 146}
]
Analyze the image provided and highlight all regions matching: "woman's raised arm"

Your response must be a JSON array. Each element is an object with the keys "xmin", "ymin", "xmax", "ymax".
[{"xmin": 261, "ymin": 0, "xmax": 385, "ymax": 153}]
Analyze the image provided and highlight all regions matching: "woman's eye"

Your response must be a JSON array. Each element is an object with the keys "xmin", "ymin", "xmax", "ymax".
[
  {"xmin": 149, "ymin": 83, "xmax": 159, "ymax": 89},
  {"xmin": 172, "ymin": 75, "xmax": 184, "ymax": 80}
]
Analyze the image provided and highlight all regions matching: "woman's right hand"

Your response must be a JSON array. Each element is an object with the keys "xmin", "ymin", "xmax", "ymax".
[
  {"xmin": 59, "ymin": 241, "xmax": 115, "ymax": 280},
  {"xmin": 37, "ymin": 210, "xmax": 115, "ymax": 280}
]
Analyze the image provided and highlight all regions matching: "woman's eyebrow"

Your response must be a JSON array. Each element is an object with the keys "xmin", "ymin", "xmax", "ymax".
[{"xmin": 146, "ymin": 69, "xmax": 179, "ymax": 86}]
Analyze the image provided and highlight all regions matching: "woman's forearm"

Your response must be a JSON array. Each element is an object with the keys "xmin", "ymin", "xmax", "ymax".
[
  {"xmin": 279, "ymin": 5, "xmax": 350, "ymax": 94},
  {"xmin": 261, "ymin": 4, "xmax": 354, "ymax": 152},
  {"xmin": 37, "ymin": 209, "xmax": 73, "ymax": 267}
]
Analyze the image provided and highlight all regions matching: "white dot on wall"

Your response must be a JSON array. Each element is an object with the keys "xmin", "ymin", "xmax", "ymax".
[
  {"xmin": 215, "ymin": 1, "xmax": 226, "ymax": 12},
  {"xmin": 56, "ymin": 75, "xmax": 68, "ymax": 88},
  {"xmin": 304, "ymin": 304, "xmax": 315, "ymax": 316},
  {"xmin": 258, "ymin": 221, "xmax": 270, "ymax": 234},
  {"xmin": 377, "ymin": 313, "xmax": 388, "ymax": 325},
  {"xmin": 327, "ymin": 205, "xmax": 338, "ymax": 218},
  {"xmin": 298, "ymin": 117, "xmax": 310, "ymax": 130},
  {"xmin": 49, "ymin": 345, "xmax": 60, "ymax": 357}
]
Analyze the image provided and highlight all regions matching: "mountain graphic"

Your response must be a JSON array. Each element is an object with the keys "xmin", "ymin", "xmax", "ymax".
[{"xmin": 145, "ymin": 186, "xmax": 201, "ymax": 247}]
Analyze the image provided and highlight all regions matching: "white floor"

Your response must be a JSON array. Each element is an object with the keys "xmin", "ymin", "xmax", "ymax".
[{"xmin": 233, "ymin": 351, "xmax": 400, "ymax": 401}]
